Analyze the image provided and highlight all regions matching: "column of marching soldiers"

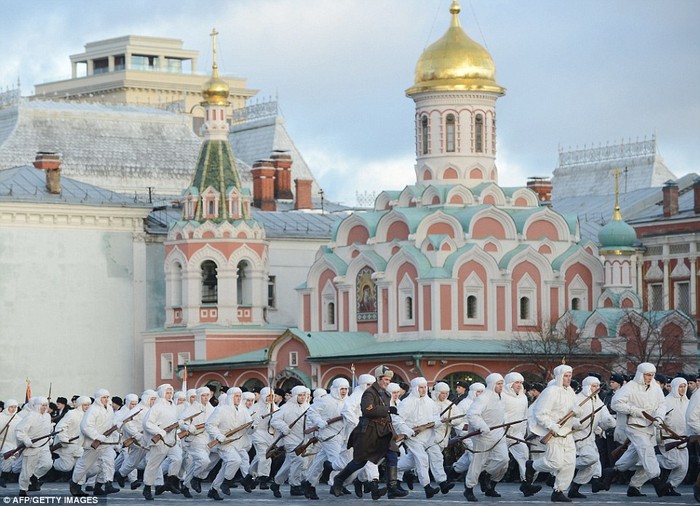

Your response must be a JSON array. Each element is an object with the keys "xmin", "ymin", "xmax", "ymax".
[{"xmin": 1, "ymin": 361, "xmax": 699, "ymax": 503}]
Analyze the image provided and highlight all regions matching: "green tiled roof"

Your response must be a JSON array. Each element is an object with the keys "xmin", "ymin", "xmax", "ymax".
[
  {"xmin": 498, "ymin": 244, "xmax": 530, "ymax": 269},
  {"xmin": 551, "ymin": 244, "xmax": 583, "ymax": 271}
]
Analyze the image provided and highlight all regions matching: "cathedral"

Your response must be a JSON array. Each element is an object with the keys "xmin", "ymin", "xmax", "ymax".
[{"xmin": 173, "ymin": 1, "xmax": 696, "ymax": 392}]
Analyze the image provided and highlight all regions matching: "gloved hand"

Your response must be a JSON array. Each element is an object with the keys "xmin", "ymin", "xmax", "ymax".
[
  {"xmin": 555, "ymin": 425, "xmax": 569, "ymax": 436},
  {"xmin": 572, "ymin": 421, "xmax": 583, "ymax": 431},
  {"xmin": 653, "ymin": 417, "xmax": 664, "ymax": 428},
  {"xmin": 216, "ymin": 434, "xmax": 226, "ymax": 442},
  {"xmin": 480, "ymin": 426, "xmax": 491, "ymax": 436},
  {"xmin": 317, "ymin": 420, "xmax": 328, "ymax": 430},
  {"xmin": 158, "ymin": 430, "xmax": 167, "ymax": 440},
  {"xmin": 389, "ymin": 406, "xmax": 398, "ymax": 415},
  {"xmin": 631, "ymin": 407, "xmax": 644, "ymax": 418},
  {"xmin": 548, "ymin": 422, "xmax": 561, "ymax": 433},
  {"xmin": 281, "ymin": 428, "xmax": 290, "ymax": 436},
  {"xmin": 95, "ymin": 434, "xmax": 107, "ymax": 443},
  {"xmin": 187, "ymin": 424, "xmax": 195, "ymax": 433}
]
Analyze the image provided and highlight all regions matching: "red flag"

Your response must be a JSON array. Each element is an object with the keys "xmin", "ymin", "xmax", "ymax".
[{"xmin": 25, "ymin": 378, "xmax": 32, "ymax": 403}]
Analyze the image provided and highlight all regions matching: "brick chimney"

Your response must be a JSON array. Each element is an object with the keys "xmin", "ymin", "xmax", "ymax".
[
  {"xmin": 526, "ymin": 177, "xmax": 552, "ymax": 203},
  {"xmin": 270, "ymin": 151, "xmax": 293, "ymax": 200},
  {"xmin": 662, "ymin": 180, "xmax": 678, "ymax": 218},
  {"xmin": 694, "ymin": 177, "xmax": 700, "ymax": 214},
  {"xmin": 295, "ymin": 179, "xmax": 312, "ymax": 210},
  {"xmin": 32, "ymin": 151, "xmax": 61, "ymax": 194},
  {"xmin": 251, "ymin": 160, "xmax": 276, "ymax": 211}
]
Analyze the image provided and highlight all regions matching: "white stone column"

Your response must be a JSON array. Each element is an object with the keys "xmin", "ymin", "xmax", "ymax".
[
  {"xmin": 132, "ymin": 232, "xmax": 147, "ymax": 392},
  {"xmin": 217, "ymin": 266, "xmax": 238, "ymax": 325},
  {"xmin": 182, "ymin": 270, "xmax": 201, "ymax": 326}
]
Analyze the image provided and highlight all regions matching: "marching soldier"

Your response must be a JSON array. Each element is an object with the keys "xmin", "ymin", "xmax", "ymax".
[
  {"xmin": 70, "ymin": 389, "xmax": 120, "ymax": 497},
  {"xmin": 502, "ymin": 372, "xmax": 530, "ymax": 491},
  {"xmin": 604, "ymin": 362, "xmax": 668, "ymax": 497},
  {"xmin": 180, "ymin": 386, "xmax": 214, "ymax": 497},
  {"xmin": 15, "ymin": 397, "xmax": 53, "ymax": 497},
  {"xmin": 114, "ymin": 389, "xmax": 156, "ymax": 490},
  {"xmin": 53, "ymin": 395, "xmax": 91, "ymax": 480},
  {"xmin": 0, "ymin": 399, "xmax": 21, "ymax": 486},
  {"xmin": 656, "ymin": 376, "xmax": 688, "ymax": 496},
  {"xmin": 247, "ymin": 387, "xmax": 277, "ymax": 490}
]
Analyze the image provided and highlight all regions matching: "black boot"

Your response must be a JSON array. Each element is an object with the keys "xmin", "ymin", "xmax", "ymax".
[
  {"xmin": 181, "ymin": 486, "xmax": 193, "ymax": 498},
  {"xmin": 590, "ymin": 477, "xmax": 604, "ymax": 493},
  {"xmin": 70, "ymin": 480, "xmax": 88, "ymax": 497},
  {"xmin": 220, "ymin": 478, "xmax": 231, "ymax": 496},
  {"xmin": 18, "ymin": 490, "xmax": 27, "ymax": 497},
  {"xmin": 166, "ymin": 474, "xmax": 181, "ymax": 494},
  {"xmin": 307, "ymin": 484, "xmax": 319, "ymax": 500},
  {"xmin": 114, "ymin": 471, "xmax": 126, "ymax": 488},
  {"xmin": 93, "ymin": 483, "xmax": 107, "ymax": 496},
  {"xmin": 105, "ymin": 482, "xmax": 120, "ymax": 494},
  {"xmin": 28, "ymin": 475, "xmax": 41, "ymax": 492},
  {"xmin": 478, "ymin": 472, "xmax": 490, "ymax": 493},
  {"xmin": 627, "ymin": 486, "xmax": 646, "ymax": 497},
  {"xmin": 353, "ymin": 478, "xmax": 364, "ymax": 498},
  {"xmin": 424, "ymin": 483, "xmax": 440, "ymax": 499},
  {"xmin": 301, "ymin": 480, "xmax": 311, "ymax": 499},
  {"xmin": 0, "ymin": 472, "xmax": 6, "ymax": 488},
  {"xmin": 567, "ymin": 482, "xmax": 586, "ymax": 499},
  {"xmin": 525, "ymin": 459, "xmax": 536, "ymax": 484},
  {"xmin": 387, "ymin": 466, "xmax": 408, "ymax": 499},
  {"xmin": 242, "ymin": 474, "xmax": 254, "ymax": 493},
  {"xmin": 520, "ymin": 482, "xmax": 542, "ymax": 497},
  {"xmin": 600, "ymin": 467, "xmax": 617, "ymax": 491},
  {"xmin": 370, "ymin": 480, "xmax": 387, "ymax": 500},
  {"xmin": 665, "ymin": 485, "xmax": 681, "ymax": 496},
  {"xmin": 551, "ymin": 489, "xmax": 572, "ymax": 502},
  {"xmin": 208, "ymin": 488, "xmax": 223, "ymax": 501},
  {"xmin": 191, "ymin": 476, "xmax": 202, "ymax": 494},
  {"xmin": 259, "ymin": 476, "xmax": 270, "ymax": 490},
  {"xmin": 320, "ymin": 460, "xmax": 333, "ymax": 485},
  {"xmin": 484, "ymin": 480, "xmax": 500, "ymax": 497},
  {"xmin": 332, "ymin": 460, "xmax": 362, "ymax": 497},
  {"xmin": 403, "ymin": 470, "xmax": 415, "ymax": 490},
  {"xmin": 143, "ymin": 485, "xmax": 154, "ymax": 501},
  {"xmin": 439, "ymin": 480, "xmax": 455, "ymax": 494},
  {"xmin": 463, "ymin": 486, "xmax": 478, "ymax": 502},
  {"xmin": 270, "ymin": 481, "xmax": 282, "ymax": 498},
  {"xmin": 651, "ymin": 475, "xmax": 668, "ymax": 497},
  {"xmin": 131, "ymin": 469, "xmax": 144, "ymax": 490}
]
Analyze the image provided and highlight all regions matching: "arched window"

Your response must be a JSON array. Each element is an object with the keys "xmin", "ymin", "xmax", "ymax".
[
  {"xmin": 405, "ymin": 296, "xmax": 413, "ymax": 320},
  {"xmin": 519, "ymin": 296, "xmax": 530, "ymax": 320},
  {"xmin": 201, "ymin": 260, "xmax": 218, "ymax": 304},
  {"xmin": 172, "ymin": 262, "xmax": 183, "ymax": 307},
  {"xmin": 445, "ymin": 114, "xmax": 456, "ymax": 152},
  {"xmin": 208, "ymin": 200, "xmax": 215, "ymax": 217},
  {"xmin": 474, "ymin": 114, "xmax": 484, "ymax": 153},
  {"xmin": 237, "ymin": 261, "xmax": 250, "ymax": 305},
  {"xmin": 421, "ymin": 115, "xmax": 429, "ymax": 155},
  {"xmin": 571, "ymin": 297, "xmax": 580, "ymax": 310},
  {"xmin": 327, "ymin": 302, "xmax": 336, "ymax": 325},
  {"xmin": 466, "ymin": 295, "xmax": 477, "ymax": 319}
]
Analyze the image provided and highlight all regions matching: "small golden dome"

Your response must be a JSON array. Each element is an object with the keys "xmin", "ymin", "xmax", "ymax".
[
  {"xmin": 406, "ymin": 0, "xmax": 505, "ymax": 96},
  {"xmin": 202, "ymin": 65, "xmax": 230, "ymax": 106}
]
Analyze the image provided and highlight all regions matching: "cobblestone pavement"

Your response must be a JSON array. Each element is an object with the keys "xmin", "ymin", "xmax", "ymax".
[{"xmin": 0, "ymin": 482, "xmax": 698, "ymax": 505}]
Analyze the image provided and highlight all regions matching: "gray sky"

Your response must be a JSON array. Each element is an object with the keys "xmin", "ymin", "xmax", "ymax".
[{"xmin": 2, "ymin": 0, "xmax": 699, "ymax": 205}]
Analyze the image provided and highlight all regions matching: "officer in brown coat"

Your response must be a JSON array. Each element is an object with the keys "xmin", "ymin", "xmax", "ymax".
[{"xmin": 331, "ymin": 365, "xmax": 407, "ymax": 498}]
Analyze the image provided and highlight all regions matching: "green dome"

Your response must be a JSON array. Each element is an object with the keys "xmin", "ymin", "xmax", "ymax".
[{"xmin": 598, "ymin": 219, "xmax": 637, "ymax": 251}]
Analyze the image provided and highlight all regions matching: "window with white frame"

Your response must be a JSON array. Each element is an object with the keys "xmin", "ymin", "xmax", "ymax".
[
  {"xmin": 568, "ymin": 275, "xmax": 588, "ymax": 311},
  {"xmin": 289, "ymin": 351, "xmax": 299, "ymax": 367},
  {"xmin": 445, "ymin": 114, "xmax": 456, "ymax": 152},
  {"xmin": 675, "ymin": 281, "xmax": 690, "ymax": 314},
  {"xmin": 649, "ymin": 283, "xmax": 663, "ymax": 311},
  {"xmin": 322, "ymin": 281, "xmax": 337, "ymax": 330},
  {"xmin": 267, "ymin": 275, "xmax": 277, "ymax": 309},
  {"xmin": 517, "ymin": 274, "xmax": 537, "ymax": 325},
  {"xmin": 463, "ymin": 272, "xmax": 484, "ymax": 325},
  {"xmin": 177, "ymin": 352, "xmax": 190, "ymax": 367},
  {"xmin": 160, "ymin": 353, "xmax": 173, "ymax": 380},
  {"xmin": 399, "ymin": 274, "xmax": 415, "ymax": 326},
  {"xmin": 420, "ymin": 115, "xmax": 429, "ymax": 155}
]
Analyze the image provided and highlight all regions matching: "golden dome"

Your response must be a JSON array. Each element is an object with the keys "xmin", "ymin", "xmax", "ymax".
[
  {"xmin": 406, "ymin": 1, "xmax": 505, "ymax": 96},
  {"xmin": 201, "ymin": 28, "xmax": 230, "ymax": 106},
  {"xmin": 202, "ymin": 65, "xmax": 230, "ymax": 106}
]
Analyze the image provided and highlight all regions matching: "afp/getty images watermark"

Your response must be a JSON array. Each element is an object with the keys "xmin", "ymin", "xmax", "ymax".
[{"xmin": 2, "ymin": 498, "xmax": 105, "ymax": 505}]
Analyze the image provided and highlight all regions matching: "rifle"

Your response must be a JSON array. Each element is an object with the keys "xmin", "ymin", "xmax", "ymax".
[
  {"xmin": 506, "ymin": 434, "xmax": 532, "ymax": 445},
  {"xmin": 294, "ymin": 436, "xmax": 319, "ymax": 456},
  {"xmin": 447, "ymin": 418, "xmax": 527, "ymax": 448},
  {"xmin": 395, "ymin": 422, "xmax": 435, "ymax": 443},
  {"xmin": 439, "ymin": 401, "xmax": 456, "ymax": 417},
  {"xmin": 151, "ymin": 411, "xmax": 202, "ymax": 444},
  {"xmin": 207, "ymin": 421, "xmax": 254, "ymax": 448},
  {"xmin": 178, "ymin": 422, "xmax": 206, "ymax": 439},
  {"xmin": 4, "ymin": 429, "xmax": 60, "ymax": 459},
  {"xmin": 91, "ymin": 408, "xmax": 144, "ymax": 449},
  {"xmin": 50, "ymin": 435, "xmax": 80, "ymax": 452},
  {"xmin": 304, "ymin": 415, "xmax": 343, "ymax": 434},
  {"xmin": 664, "ymin": 434, "xmax": 700, "ymax": 452},
  {"xmin": 610, "ymin": 439, "xmax": 630, "ymax": 463},
  {"xmin": 442, "ymin": 413, "xmax": 467, "ymax": 424},
  {"xmin": 265, "ymin": 408, "xmax": 308, "ymax": 459},
  {"xmin": 122, "ymin": 432, "xmax": 142, "ymax": 448},
  {"xmin": 540, "ymin": 390, "xmax": 598, "ymax": 444},
  {"xmin": 641, "ymin": 411, "xmax": 683, "ymax": 440},
  {"xmin": 261, "ymin": 409, "xmax": 279, "ymax": 419},
  {"xmin": 578, "ymin": 404, "xmax": 604, "ymax": 426}
]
